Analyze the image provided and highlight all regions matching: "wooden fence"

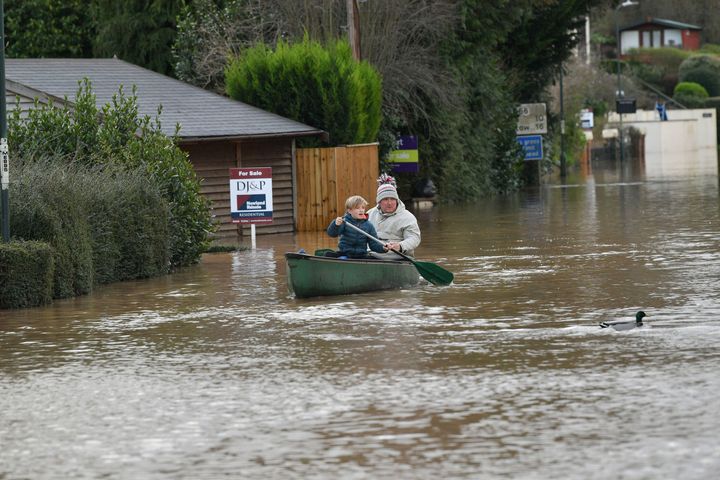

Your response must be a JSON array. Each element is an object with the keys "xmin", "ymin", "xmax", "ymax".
[{"xmin": 295, "ymin": 143, "xmax": 379, "ymax": 231}]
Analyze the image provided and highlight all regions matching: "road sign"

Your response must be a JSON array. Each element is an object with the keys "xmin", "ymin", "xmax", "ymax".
[
  {"xmin": 616, "ymin": 99, "xmax": 636, "ymax": 114},
  {"xmin": 580, "ymin": 109, "xmax": 594, "ymax": 129},
  {"xmin": 517, "ymin": 135, "xmax": 543, "ymax": 161},
  {"xmin": 516, "ymin": 103, "xmax": 547, "ymax": 135}
]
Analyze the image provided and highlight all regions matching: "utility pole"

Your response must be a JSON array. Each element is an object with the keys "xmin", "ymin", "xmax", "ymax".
[
  {"xmin": 615, "ymin": 1, "xmax": 639, "ymax": 164},
  {"xmin": 346, "ymin": 0, "xmax": 361, "ymax": 60},
  {"xmin": 559, "ymin": 66, "xmax": 567, "ymax": 178},
  {"xmin": 0, "ymin": 0, "xmax": 9, "ymax": 242}
]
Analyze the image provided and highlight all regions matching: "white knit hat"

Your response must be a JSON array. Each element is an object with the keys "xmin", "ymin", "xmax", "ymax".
[
  {"xmin": 376, "ymin": 173, "xmax": 399, "ymax": 202},
  {"xmin": 376, "ymin": 183, "xmax": 399, "ymax": 202}
]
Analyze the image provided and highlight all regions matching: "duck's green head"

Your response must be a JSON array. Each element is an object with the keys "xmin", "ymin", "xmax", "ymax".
[{"xmin": 636, "ymin": 311, "xmax": 647, "ymax": 322}]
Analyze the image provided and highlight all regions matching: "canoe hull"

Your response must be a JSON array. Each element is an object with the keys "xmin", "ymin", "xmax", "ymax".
[{"xmin": 285, "ymin": 253, "xmax": 420, "ymax": 298}]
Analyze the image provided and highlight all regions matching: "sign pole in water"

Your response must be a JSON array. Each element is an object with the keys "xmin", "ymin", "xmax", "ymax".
[{"xmin": 229, "ymin": 167, "xmax": 273, "ymax": 249}]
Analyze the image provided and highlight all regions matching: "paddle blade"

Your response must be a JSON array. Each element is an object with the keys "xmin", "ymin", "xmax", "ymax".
[{"xmin": 414, "ymin": 260, "xmax": 454, "ymax": 286}]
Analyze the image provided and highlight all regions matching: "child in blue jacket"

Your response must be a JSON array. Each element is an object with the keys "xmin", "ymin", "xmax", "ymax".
[{"xmin": 326, "ymin": 195, "xmax": 386, "ymax": 258}]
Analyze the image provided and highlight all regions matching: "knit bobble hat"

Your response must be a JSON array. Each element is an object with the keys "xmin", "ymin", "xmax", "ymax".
[
  {"xmin": 376, "ymin": 173, "xmax": 399, "ymax": 202},
  {"xmin": 376, "ymin": 183, "xmax": 399, "ymax": 202}
]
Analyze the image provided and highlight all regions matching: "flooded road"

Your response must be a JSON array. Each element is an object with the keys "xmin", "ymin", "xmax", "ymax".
[{"xmin": 2, "ymin": 152, "xmax": 720, "ymax": 479}]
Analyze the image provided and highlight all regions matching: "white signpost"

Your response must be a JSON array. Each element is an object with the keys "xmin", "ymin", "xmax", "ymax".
[
  {"xmin": 229, "ymin": 167, "xmax": 273, "ymax": 249},
  {"xmin": 580, "ymin": 108, "xmax": 594, "ymax": 129},
  {"xmin": 516, "ymin": 103, "xmax": 547, "ymax": 135}
]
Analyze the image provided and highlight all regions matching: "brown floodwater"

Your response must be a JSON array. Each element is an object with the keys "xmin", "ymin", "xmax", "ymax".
[{"xmin": 2, "ymin": 151, "xmax": 720, "ymax": 479}]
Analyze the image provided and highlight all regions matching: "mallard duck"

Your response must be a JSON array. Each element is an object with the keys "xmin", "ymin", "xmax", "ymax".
[{"xmin": 599, "ymin": 311, "xmax": 647, "ymax": 331}]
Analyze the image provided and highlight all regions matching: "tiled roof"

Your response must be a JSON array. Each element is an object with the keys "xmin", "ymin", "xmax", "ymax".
[
  {"xmin": 621, "ymin": 17, "xmax": 702, "ymax": 32},
  {"xmin": 5, "ymin": 58, "xmax": 325, "ymax": 141}
]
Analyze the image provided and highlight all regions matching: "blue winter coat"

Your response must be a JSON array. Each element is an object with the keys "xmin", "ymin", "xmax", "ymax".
[{"xmin": 327, "ymin": 213, "xmax": 385, "ymax": 257}]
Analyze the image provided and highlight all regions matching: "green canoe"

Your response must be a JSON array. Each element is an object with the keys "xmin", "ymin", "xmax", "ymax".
[{"xmin": 285, "ymin": 252, "xmax": 420, "ymax": 298}]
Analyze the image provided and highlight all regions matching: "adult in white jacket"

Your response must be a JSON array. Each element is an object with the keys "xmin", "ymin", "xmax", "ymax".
[{"xmin": 367, "ymin": 177, "xmax": 421, "ymax": 259}]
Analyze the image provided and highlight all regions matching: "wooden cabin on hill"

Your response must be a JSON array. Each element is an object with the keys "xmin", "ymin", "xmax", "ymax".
[{"xmin": 619, "ymin": 18, "xmax": 702, "ymax": 55}]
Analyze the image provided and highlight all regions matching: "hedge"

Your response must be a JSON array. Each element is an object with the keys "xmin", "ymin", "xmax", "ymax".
[
  {"xmin": 0, "ymin": 240, "xmax": 54, "ymax": 309},
  {"xmin": 9, "ymin": 160, "xmax": 170, "ymax": 300}
]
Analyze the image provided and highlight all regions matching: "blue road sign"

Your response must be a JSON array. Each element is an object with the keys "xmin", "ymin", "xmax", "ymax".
[{"xmin": 516, "ymin": 135, "xmax": 543, "ymax": 161}]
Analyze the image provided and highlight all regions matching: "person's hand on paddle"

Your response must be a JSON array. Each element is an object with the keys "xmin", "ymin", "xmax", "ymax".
[
  {"xmin": 384, "ymin": 242, "xmax": 402, "ymax": 253},
  {"xmin": 335, "ymin": 217, "xmax": 344, "ymax": 226}
]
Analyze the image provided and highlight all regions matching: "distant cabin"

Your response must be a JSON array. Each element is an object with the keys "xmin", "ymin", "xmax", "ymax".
[{"xmin": 619, "ymin": 18, "xmax": 702, "ymax": 55}]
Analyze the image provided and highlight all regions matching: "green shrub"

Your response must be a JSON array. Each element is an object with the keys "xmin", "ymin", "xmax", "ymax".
[
  {"xmin": 699, "ymin": 44, "xmax": 720, "ymax": 55},
  {"xmin": 626, "ymin": 48, "xmax": 691, "ymax": 95},
  {"xmin": 0, "ymin": 240, "xmax": 54, "ymax": 309},
  {"xmin": 674, "ymin": 92, "xmax": 708, "ymax": 109},
  {"xmin": 626, "ymin": 47, "xmax": 692, "ymax": 71},
  {"xmin": 674, "ymin": 81, "xmax": 709, "ymax": 98},
  {"xmin": 10, "ymin": 161, "xmax": 94, "ymax": 298},
  {"xmin": 78, "ymin": 164, "xmax": 171, "ymax": 283},
  {"xmin": 10, "ymin": 160, "xmax": 170, "ymax": 298},
  {"xmin": 225, "ymin": 37, "xmax": 382, "ymax": 146},
  {"xmin": 678, "ymin": 55, "xmax": 720, "ymax": 97}
]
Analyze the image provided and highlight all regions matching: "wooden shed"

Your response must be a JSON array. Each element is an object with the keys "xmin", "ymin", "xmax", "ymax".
[
  {"xmin": 5, "ymin": 58, "xmax": 327, "ymax": 242},
  {"xmin": 619, "ymin": 18, "xmax": 702, "ymax": 55}
]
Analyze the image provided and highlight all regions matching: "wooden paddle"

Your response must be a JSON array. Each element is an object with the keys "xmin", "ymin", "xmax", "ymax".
[{"xmin": 343, "ymin": 221, "xmax": 454, "ymax": 286}]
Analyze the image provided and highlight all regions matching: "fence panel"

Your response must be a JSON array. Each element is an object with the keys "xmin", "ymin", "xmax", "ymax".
[{"xmin": 295, "ymin": 144, "xmax": 378, "ymax": 231}]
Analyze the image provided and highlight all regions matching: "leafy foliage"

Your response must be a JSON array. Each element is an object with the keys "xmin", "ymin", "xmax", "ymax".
[
  {"xmin": 626, "ymin": 47, "xmax": 692, "ymax": 71},
  {"xmin": 674, "ymin": 81, "xmax": 710, "ymax": 108},
  {"xmin": 173, "ymin": 0, "xmax": 270, "ymax": 91},
  {"xmin": 496, "ymin": 0, "xmax": 602, "ymax": 101},
  {"xmin": 0, "ymin": 241, "xmax": 55, "ymax": 309},
  {"xmin": 674, "ymin": 81, "xmax": 709, "ymax": 98},
  {"xmin": 700, "ymin": 44, "xmax": 720, "ymax": 55},
  {"xmin": 225, "ymin": 38, "xmax": 382, "ymax": 146},
  {"xmin": 10, "ymin": 160, "xmax": 171, "ymax": 297},
  {"xmin": 625, "ymin": 48, "xmax": 693, "ymax": 95},
  {"xmin": 4, "ymin": 0, "xmax": 183, "ymax": 75},
  {"xmin": 678, "ymin": 55, "xmax": 720, "ymax": 97},
  {"xmin": 10, "ymin": 161, "xmax": 95, "ymax": 298},
  {"xmin": 174, "ymin": 0, "xmax": 602, "ymax": 199},
  {"xmin": 90, "ymin": 0, "xmax": 185, "ymax": 75},
  {"xmin": 4, "ymin": 0, "xmax": 93, "ymax": 57}
]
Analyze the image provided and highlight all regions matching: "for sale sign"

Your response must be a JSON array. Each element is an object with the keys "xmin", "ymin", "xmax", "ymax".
[{"xmin": 229, "ymin": 167, "xmax": 273, "ymax": 224}]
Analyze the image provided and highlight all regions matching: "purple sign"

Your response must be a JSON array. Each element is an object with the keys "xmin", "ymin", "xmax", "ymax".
[
  {"xmin": 396, "ymin": 135, "xmax": 418, "ymax": 150},
  {"xmin": 389, "ymin": 135, "xmax": 419, "ymax": 173}
]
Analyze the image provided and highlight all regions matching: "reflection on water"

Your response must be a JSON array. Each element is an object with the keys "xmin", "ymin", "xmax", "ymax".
[{"xmin": 2, "ymin": 153, "xmax": 720, "ymax": 479}]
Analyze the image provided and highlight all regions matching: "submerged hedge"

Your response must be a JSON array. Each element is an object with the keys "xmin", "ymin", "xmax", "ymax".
[
  {"xmin": 8, "ymin": 160, "xmax": 170, "ymax": 300},
  {"xmin": 1, "ymin": 160, "xmax": 171, "ymax": 308},
  {"xmin": 0, "ymin": 240, "xmax": 54, "ymax": 309}
]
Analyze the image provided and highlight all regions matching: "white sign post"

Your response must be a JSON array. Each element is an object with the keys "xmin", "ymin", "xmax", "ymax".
[
  {"xmin": 229, "ymin": 167, "xmax": 273, "ymax": 249},
  {"xmin": 516, "ymin": 103, "xmax": 548, "ymax": 135},
  {"xmin": 580, "ymin": 108, "xmax": 594, "ymax": 129}
]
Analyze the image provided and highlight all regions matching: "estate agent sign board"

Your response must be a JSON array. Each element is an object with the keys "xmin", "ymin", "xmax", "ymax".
[{"xmin": 229, "ymin": 167, "xmax": 273, "ymax": 224}]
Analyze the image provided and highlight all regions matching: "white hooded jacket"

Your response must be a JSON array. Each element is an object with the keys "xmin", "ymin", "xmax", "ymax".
[{"xmin": 367, "ymin": 199, "xmax": 421, "ymax": 256}]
